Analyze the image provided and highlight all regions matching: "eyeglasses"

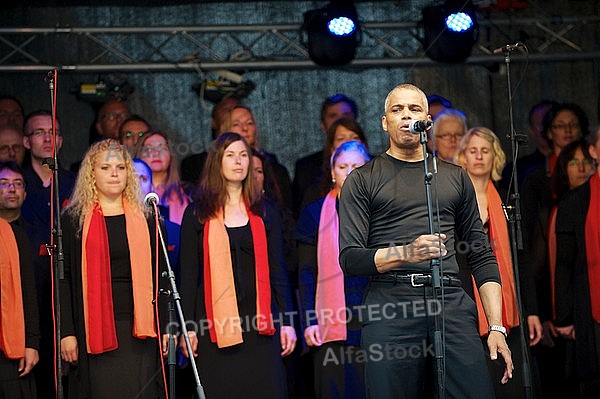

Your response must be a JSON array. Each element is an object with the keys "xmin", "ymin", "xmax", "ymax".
[
  {"xmin": 102, "ymin": 112, "xmax": 130, "ymax": 121},
  {"xmin": 436, "ymin": 133, "xmax": 464, "ymax": 141},
  {"xmin": 26, "ymin": 128, "xmax": 59, "ymax": 138},
  {"xmin": 0, "ymin": 180, "xmax": 25, "ymax": 189},
  {"xmin": 551, "ymin": 122, "xmax": 580, "ymax": 131},
  {"xmin": 567, "ymin": 159, "xmax": 593, "ymax": 168},
  {"xmin": 140, "ymin": 145, "xmax": 169, "ymax": 157},
  {"xmin": 0, "ymin": 144, "xmax": 24, "ymax": 154},
  {"xmin": 125, "ymin": 131, "xmax": 146, "ymax": 139}
]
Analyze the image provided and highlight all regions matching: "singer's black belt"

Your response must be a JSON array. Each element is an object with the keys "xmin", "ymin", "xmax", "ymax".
[{"xmin": 371, "ymin": 272, "xmax": 462, "ymax": 287}]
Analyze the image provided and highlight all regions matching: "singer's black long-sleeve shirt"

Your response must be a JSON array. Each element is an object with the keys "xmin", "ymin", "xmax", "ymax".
[{"xmin": 339, "ymin": 153, "xmax": 500, "ymax": 288}]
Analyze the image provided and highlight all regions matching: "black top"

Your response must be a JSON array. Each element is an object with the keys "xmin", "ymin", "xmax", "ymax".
[
  {"xmin": 20, "ymin": 165, "xmax": 76, "ymax": 342},
  {"xmin": 21, "ymin": 165, "xmax": 76, "ymax": 229},
  {"xmin": 295, "ymin": 197, "xmax": 368, "ymax": 346},
  {"xmin": 179, "ymin": 200, "xmax": 294, "ymax": 329},
  {"xmin": 555, "ymin": 180, "xmax": 598, "ymax": 379},
  {"xmin": 499, "ymin": 149, "xmax": 547, "ymax": 192},
  {"xmin": 103, "ymin": 215, "xmax": 134, "ymax": 320},
  {"xmin": 179, "ymin": 151, "xmax": 207, "ymax": 187},
  {"xmin": 521, "ymin": 164, "xmax": 553, "ymax": 245},
  {"xmin": 59, "ymin": 211, "xmax": 166, "ymax": 397},
  {"xmin": 339, "ymin": 153, "xmax": 500, "ymax": 287},
  {"xmin": 178, "ymin": 202, "xmax": 291, "ymax": 398},
  {"xmin": 292, "ymin": 150, "xmax": 324, "ymax": 215}
]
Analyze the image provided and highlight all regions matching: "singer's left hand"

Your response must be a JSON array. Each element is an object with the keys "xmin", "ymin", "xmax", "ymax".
[
  {"xmin": 487, "ymin": 331, "xmax": 513, "ymax": 384},
  {"xmin": 280, "ymin": 326, "xmax": 297, "ymax": 357}
]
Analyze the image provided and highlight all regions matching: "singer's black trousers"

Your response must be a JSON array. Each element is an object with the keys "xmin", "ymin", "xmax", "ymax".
[{"xmin": 360, "ymin": 281, "xmax": 496, "ymax": 399}]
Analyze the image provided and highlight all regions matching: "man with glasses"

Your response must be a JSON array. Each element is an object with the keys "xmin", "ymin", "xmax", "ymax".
[
  {"xmin": 430, "ymin": 108, "xmax": 467, "ymax": 164},
  {"xmin": 0, "ymin": 160, "xmax": 40, "ymax": 399},
  {"xmin": 0, "ymin": 161, "xmax": 27, "ymax": 222},
  {"xmin": 0, "ymin": 124, "xmax": 26, "ymax": 166},
  {"xmin": 92, "ymin": 99, "xmax": 130, "ymax": 143},
  {"xmin": 21, "ymin": 109, "xmax": 75, "ymax": 399},
  {"xmin": 71, "ymin": 100, "xmax": 132, "ymax": 173}
]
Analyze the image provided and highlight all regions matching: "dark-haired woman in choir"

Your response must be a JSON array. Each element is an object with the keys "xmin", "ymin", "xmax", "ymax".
[
  {"xmin": 178, "ymin": 132, "xmax": 296, "ymax": 398},
  {"xmin": 555, "ymin": 127, "xmax": 600, "ymax": 398}
]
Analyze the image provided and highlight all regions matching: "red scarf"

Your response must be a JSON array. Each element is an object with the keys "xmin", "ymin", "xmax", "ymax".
[
  {"xmin": 315, "ymin": 189, "xmax": 347, "ymax": 343},
  {"xmin": 82, "ymin": 200, "xmax": 156, "ymax": 354},
  {"xmin": 547, "ymin": 206, "xmax": 558, "ymax": 319},
  {"xmin": 585, "ymin": 173, "xmax": 600, "ymax": 323},
  {"xmin": 548, "ymin": 152, "xmax": 557, "ymax": 177},
  {"xmin": 473, "ymin": 181, "xmax": 520, "ymax": 336},
  {"xmin": 0, "ymin": 218, "xmax": 25, "ymax": 359},
  {"xmin": 203, "ymin": 206, "xmax": 275, "ymax": 348}
]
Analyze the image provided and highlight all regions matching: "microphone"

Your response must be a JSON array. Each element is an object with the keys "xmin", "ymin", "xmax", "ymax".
[
  {"xmin": 44, "ymin": 70, "xmax": 54, "ymax": 84},
  {"xmin": 409, "ymin": 120, "xmax": 433, "ymax": 135},
  {"xmin": 493, "ymin": 43, "xmax": 522, "ymax": 55},
  {"xmin": 144, "ymin": 192, "xmax": 159, "ymax": 208}
]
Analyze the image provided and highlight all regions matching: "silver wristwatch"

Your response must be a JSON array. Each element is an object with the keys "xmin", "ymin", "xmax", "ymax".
[{"xmin": 488, "ymin": 324, "xmax": 507, "ymax": 337}]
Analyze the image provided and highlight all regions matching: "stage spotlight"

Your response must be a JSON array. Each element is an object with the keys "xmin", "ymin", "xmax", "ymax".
[
  {"xmin": 421, "ymin": 0, "xmax": 479, "ymax": 63},
  {"xmin": 302, "ymin": 1, "xmax": 359, "ymax": 66}
]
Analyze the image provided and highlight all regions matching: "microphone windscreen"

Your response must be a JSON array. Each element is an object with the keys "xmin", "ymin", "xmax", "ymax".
[{"xmin": 143, "ymin": 192, "xmax": 159, "ymax": 207}]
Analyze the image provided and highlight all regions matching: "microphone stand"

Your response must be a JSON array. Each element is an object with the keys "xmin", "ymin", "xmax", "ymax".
[
  {"xmin": 501, "ymin": 44, "xmax": 534, "ymax": 399},
  {"xmin": 149, "ymin": 202, "xmax": 206, "ymax": 399},
  {"xmin": 418, "ymin": 127, "xmax": 446, "ymax": 399},
  {"xmin": 44, "ymin": 69, "xmax": 65, "ymax": 399}
]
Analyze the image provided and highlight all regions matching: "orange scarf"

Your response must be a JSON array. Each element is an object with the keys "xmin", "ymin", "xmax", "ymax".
[
  {"xmin": 0, "ymin": 218, "xmax": 25, "ymax": 359},
  {"xmin": 81, "ymin": 200, "xmax": 156, "ymax": 354},
  {"xmin": 585, "ymin": 173, "xmax": 600, "ymax": 323},
  {"xmin": 315, "ymin": 189, "xmax": 347, "ymax": 343},
  {"xmin": 547, "ymin": 206, "xmax": 558, "ymax": 319},
  {"xmin": 203, "ymin": 206, "xmax": 275, "ymax": 348},
  {"xmin": 473, "ymin": 181, "xmax": 520, "ymax": 336}
]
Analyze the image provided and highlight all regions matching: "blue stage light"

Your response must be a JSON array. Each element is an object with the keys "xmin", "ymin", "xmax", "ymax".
[
  {"xmin": 445, "ymin": 12, "xmax": 474, "ymax": 33},
  {"xmin": 303, "ymin": 1, "xmax": 359, "ymax": 66},
  {"xmin": 421, "ymin": 1, "xmax": 479, "ymax": 63},
  {"xmin": 328, "ymin": 17, "xmax": 356, "ymax": 36}
]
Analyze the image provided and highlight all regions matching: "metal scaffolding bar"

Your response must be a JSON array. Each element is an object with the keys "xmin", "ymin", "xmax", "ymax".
[{"xmin": 0, "ymin": 15, "xmax": 598, "ymax": 73}]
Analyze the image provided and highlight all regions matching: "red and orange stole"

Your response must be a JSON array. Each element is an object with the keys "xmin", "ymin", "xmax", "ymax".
[
  {"xmin": 547, "ymin": 206, "xmax": 558, "ymax": 319},
  {"xmin": 585, "ymin": 173, "xmax": 600, "ymax": 323},
  {"xmin": 0, "ymin": 218, "xmax": 25, "ymax": 359},
  {"xmin": 315, "ymin": 188, "xmax": 347, "ymax": 343},
  {"xmin": 473, "ymin": 181, "xmax": 520, "ymax": 336},
  {"xmin": 203, "ymin": 206, "xmax": 275, "ymax": 348},
  {"xmin": 81, "ymin": 200, "xmax": 156, "ymax": 354}
]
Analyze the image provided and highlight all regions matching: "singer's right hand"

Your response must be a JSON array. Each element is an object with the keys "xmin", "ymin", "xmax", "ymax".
[
  {"xmin": 61, "ymin": 336, "xmax": 78, "ymax": 363},
  {"xmin": 406, "ymin": 233, "xmax": 447, "ymax": 263},
  {"xmin": 179, "ymin": 331, "xmax": 198, "ymax": 358},
  {"xmin": 374, "ymin": 233, "xmax": 447, "ymax": 272}
]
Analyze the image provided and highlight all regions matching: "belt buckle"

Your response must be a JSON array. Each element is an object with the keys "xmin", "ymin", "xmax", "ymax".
[{"xmin": 410, "ymin": 273, "xmax": 425, "ymax": 287}]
